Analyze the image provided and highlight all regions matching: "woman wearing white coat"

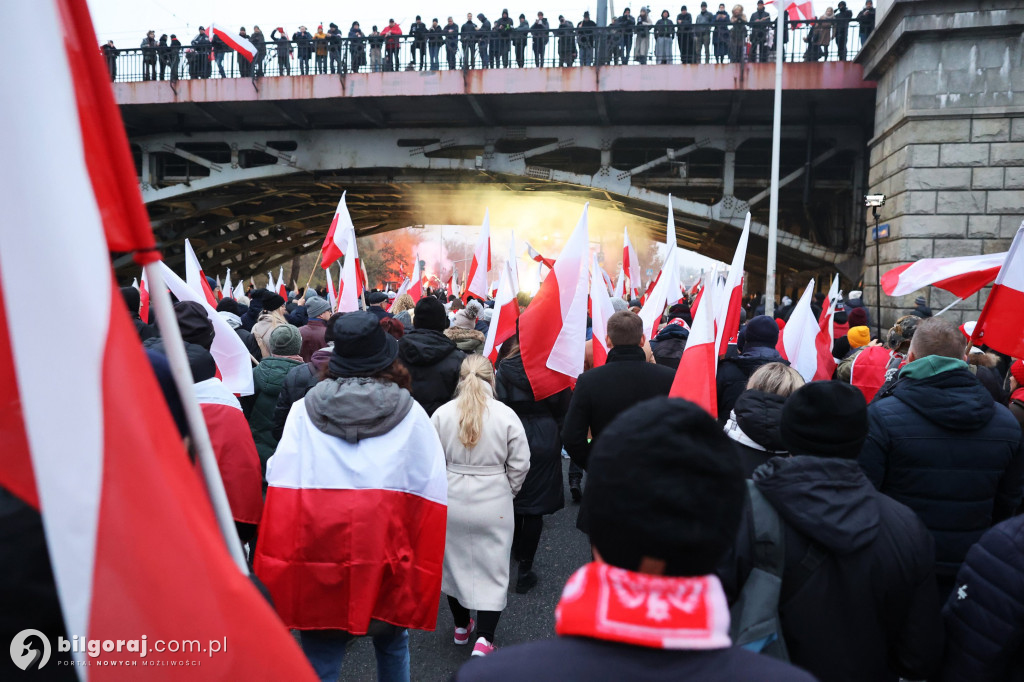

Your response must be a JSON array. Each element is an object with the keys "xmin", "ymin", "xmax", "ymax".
[{"xmin": 431, "ymin": 354, "xmax": 531, "ymax": 657}]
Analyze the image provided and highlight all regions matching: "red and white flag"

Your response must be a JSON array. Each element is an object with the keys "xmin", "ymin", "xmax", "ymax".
[
  {"xmin": 464, "ymin": 210, "xmax": 492, "ymax": 303},
  {"xmin": 0, "ymin": 0, "xmax": 315, "ymax": 675},
  {"xmin": 881, "ymin": 252, "xmax": 1006, "ymax": 300},
  {"xmin": 215, "ymin": 274, "xmax": 223, "ymax": 300},
  {"xmin": 972, "ymin": 223, "xmax": 1024, "ymax": 357},
  {"xmin": 639, "ymin": 201, "xmax": 681, "ymax": 341},
  {"xmin": 337, "ymin": 248, "xmax": 361, "ymax": 313},
  {"xmin": 814, "ymin": 275, "xmax": 841, "ymax": 380},
  {"xmin": 519, "ymin": 204, "xmax": 590, "ymax": 400},
  {"xmin": 233, "ymin": 278, "xmax": 245, "ymax": 300},
  {"xmin": 408, "ymin": 256, "xmax": 424, "ymax": 304},
  {"xmin": 445, "ymin": 264, "xmax": 458, "ymax": 296},
  {"xmin": 209, "ymin": 23, "xmax": 258, "ymax": 62},
  {"xmin": 222, "ymin": 268, "xmax": 233, "ymax": 300},
  {"xmin": 526, "ymin": 241, "xmax": 555, "ymax": 269},
  {"xmin": 276, "ymin": 267, "xmax": 287, "ymax": 299},
  {"xmin": 623, "ymin": 226, "xmax": 641, "ymax": 299},
  {"xmin": 777, "ymin": 279, "xmax": 821, "ymax": 382},
  {"xmin": 483, "ymin": 241, "xmax": 521, "ymax": 362},
  {"xmin": 184, "ymin": 237, "xmax": 218, "ymax": 307},
  {"xmin": 137, "ymin": 271, "xmax": 151, "ymax": 322},
  {"xmin": 669, "ymin": 272, "xmax": 718, "ymax": 417},
  {"xmin": 321, "ymin": 191, "xmax": 353, "ymax": 269},
  {"xmin": 714, "ymin": 214, "xmax": 750, "ymax": 358},
  {"xmin": 254, "ymin": 398, "xmax": 447, "ymax": 633},
  {"xmin": 325, "ymin": 263, "xmax": 338, "ymax": 312},
  {"xmin": 590, "ymin": 254, "xmax": 617, "ymax": 368},
  {"xmin": 159, "ymin": 261, "xmax": 255, "ymax": 395}
]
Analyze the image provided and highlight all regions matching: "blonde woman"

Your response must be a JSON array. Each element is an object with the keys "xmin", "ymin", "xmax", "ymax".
[
  {"xmin": 724, "ymin": 362, "xmax": 805, "ymax": 476},
  {"xmin": 431, "ymin": 355, "xmax": 531, "ymax": 657}
]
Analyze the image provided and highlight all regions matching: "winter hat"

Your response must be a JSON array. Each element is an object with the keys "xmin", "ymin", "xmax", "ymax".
[
  {"xmin": 263, "ymin": 293, "xmax": 286, "ymax": 312},
  {"xmin": 173, "ymin": 301, "xmax": 215, "ymax": 350},
  {"xmin": 465, "ymin": 299, "xmax": 483, "ymax": 320},
  {"xmin": 847, "ymin": 306, "xmax": 868, "ymax": 328},
  {"xmin": 481, "ymin": 308, "xmax": 494, "ymax": 323},
  {"xmin": 847, "ymin": 325, "xmax": 870, "ymax": 349},
  {"xmin": 413, "ymin": 296, "xmax": 448, "ymax": 332},
  {"xmin": 305, "ymin": 295, "xmax": 331, "ymax": 318},
  {"xmin": 1010, "ymin": 359, "xmax": 1024, "ymax": 386},
  {"xmin": 611, "ymin": 297, "xmax": 628, "ymax": 313},
  {"xmin": 366, "ymin": 291, "xmax": 389, "ymax": 305},
  {"xmin": 848, "ymin": 290, "xmax": 863, "ymax": 302},
  {"xmin": 120, "ymin": 286, "xmax": 140, "ymax": 315},
  {"xmin": 781, "ymin": 296, "xmax": 793, "ymax": 307},
  {"xmin": 329, "ymin": 311, "xmax": 399, "ymax": 377},
  {"xmin": 743, "ymin": 315, "xmax": 780, "ymax": 349},
  {"xmin": 582, "ymin": 397, "xmax": 745, "ymax": 577},
  {"xmin": 780, "ymin": 382, "xmax": 868, "ymax": 460},
  {"xmin": 886, "ymin": 314, "xmax": 919, "ymax": 351},
  {"xmin": 216, "ymin": 297, "xmax": 240, "ymax": 315},
  {"xmin": 915, "ymin": 295, "xmax": 927, "ymax": 306},
  {"xmin": 269, "ymin": 324, "xmax": 301, "ymax": 357}
]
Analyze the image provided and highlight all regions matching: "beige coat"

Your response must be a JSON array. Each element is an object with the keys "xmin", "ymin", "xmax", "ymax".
[
  {"xmin": 252, "ymin": 308, "xmax": 286, "ymax": 357},
  {"xmin": 431, "ymin": 387, "xmax": 531, "ymax": 611}
]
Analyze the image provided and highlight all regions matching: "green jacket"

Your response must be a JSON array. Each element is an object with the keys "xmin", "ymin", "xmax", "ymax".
[{"xmin": 245, "ymin": 356, "xmax": 303, "ymax": 471}]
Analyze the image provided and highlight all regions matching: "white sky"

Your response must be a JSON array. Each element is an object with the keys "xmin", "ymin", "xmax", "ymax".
[{"xmin": 87, "ymin": 0, "xmax": 848, "ymax": 42}]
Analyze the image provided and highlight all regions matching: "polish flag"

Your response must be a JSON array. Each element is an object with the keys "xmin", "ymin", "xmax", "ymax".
[
  {"xmin": 814, "ymin": 275, "xmax": 841, "ymax": 381},
  {"xmin": 395, "ymin": 277, "xmax": 411, "ymax": 300},
  {"xmin": 337, "ymin": 250, "xmax": 361, "ymax": 313},
  {"xmin": 483, "ymin": 242, "xmax": 520, "ymax": 362},
  {"xmin": 215, "ymin": 274, "xmax": 223, "ymax": 300},
  {"xmin": 526, "ymin": 241, "xmax": 555, "ymax": 269},
  {"xmin": 321, "ymin": 192, "xmax": 353, "ymax": 269},
  {"xmin": 639, "ymin": 202, "xmax": 681, "ymax": 341},
  {"xmin": 138, "ymin": 270, "xmax": 151, "ymax": 322},
  {"xmin": 184, "ymin": 237, "xmax": 218, "ymax": 307},
  {"xmin": 590, "ymin": 254, "xmax": 617, "ymax": 368},
  {"xmin": 277, "ymin": 267, "xmax": 287, "ymax": 299},
  {"xmin": 445, "ymin": 265, "xmax": 457, "ymax": 296},
  {"xmin": 267, "ymin": 270, "xmax": 275, "ymax": 290},
  {"xmin": 623, "ymin": 226, "xmax": 641, "ymax": 298},
  {"xmin": 464, "ymin": 210, "xmax": 492, "ymax": 303},
  {"xmin": 714, "ymin": 214, "xmax": 750, "ymax": 358},
  {"xmin": 325, "ymin": 263, "xmax": 338, "ymax": 312},
  {"xmin": 777, "ymin": 279, "xmax": 821, "ymax": 382},
  {"xmin": 209, "ymin": 22, "xmax": 258, "ymax": 62},
  {"xmin": 223, "ymin": 268, "xmax": 233, "ymax": 300},
  {"xmin": 519, "ymin": 204, "xmax": 590, "ymax": 400},
  {"xmin": 233, "ymin": 279, "xmax": 245, "ymax": 300},
  {"xmin": 250, "ymin": 275, "xmax": 256, "ymax": 290},
  {"xmin": 614, "ymin": 268, "xmax": 626, "ymax": 299},
  {"xmin": 408, "ymin": 256, "xmax": 424, "ymax": 304},
  {"xmin": 254, "ymin": 398, "xmax": 447, "ymax": 633},
  {"xmin": 0, "ymin": 0, "xmax": 316, "ymax": 675},
  {"xmin": 669, "ymin": 271, "xmax": 718, "ymax": 417},
  {"xmin": 158, "ymin": 261, "xmax": 255, "ymax": 395},
  {"xmin": 881, "ymin": 252, "xmax": 1006, "ymax": 300},
  {"xmin": 971, "ymin": 223, "xmax": 1024, "ymax": 357}
]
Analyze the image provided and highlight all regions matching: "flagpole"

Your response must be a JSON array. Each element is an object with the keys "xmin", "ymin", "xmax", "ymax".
[
  {"xmin": 764, "ymin": 7, "xmax": 785, "ymax": 318},
  {"xmin": 144, "ymin": 261, "xmax": 250, "ymax": 574},
  {"xmin": 304, "ymin": 249, "xmax": 322, "ymax": 292},
  {"xmin": 934, "ymin": 297, "xmax": 964, "ymax": 317}
]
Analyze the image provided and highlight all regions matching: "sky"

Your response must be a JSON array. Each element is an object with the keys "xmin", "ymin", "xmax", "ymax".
[{"xmin": 87, "ymin": 0, "xmax": 849, "ymax": 42}]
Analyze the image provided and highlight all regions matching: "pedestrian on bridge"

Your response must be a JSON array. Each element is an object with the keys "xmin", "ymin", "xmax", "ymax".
[
  {"xmin": 513, "ymin": 14, "xmax": 530, "ymax": 67},
  {"xmin": 293, "ymin": 25, "xmax": 314, "ymax": 75},
  {"xmin": 101, "ymin": 39, "xmax": 118, "ymax": 81},
  {"xmin": 476, "ymin": 14, "xmax": 492, "ymax": 68},
  {"xmin": 250, "ymin": 26, "xmax": 265, "ymax": 77},
  {"xmin": 313, "ymin": 25, "xmax": 328, "ymax": 74},
  {"xmin": 695, "ymin": 2, "xmax": 714, "ymax": 62},
  {"xmin": 349, "ymin": 22, "xmax": 366, "ymax": 72},
  {"xmin": 576, "ymin": 11, "xmax": 596, "ymax": 66},
  {"xmin": 157, "ymin": 34, "xmax": 169, "ymax": 79},
  {"xmin": 369, "ymin": 26, "xmax": 384, "ymax": 72},
  {"xmin": 326, "ymin": 23, "xmax": 342, "ymax": 73},
  {"xmin": 271, "ymin": 27, "xmax": 291, "ymax": 75},
  {"xmin": 237, "ymin": 28, "xmax": 251, "ymax": 77},
  {"xmin": 192, "ymin": 27, "xmax": 212, "ymax": 78},
  {"xmin": 835, "ymin": 0, "xmax": 853, "ymax": 59},
  {"xmin": 713, "ymin": 3, "xmax": 731, "ymax": 62},
  {"xmin": 654, "ymin": 10, "xmax": 675, "ymax": 64},
  {"xmin": 461, "ymin": 14, "xmax": 478, "ymax": 69},
  {"xmin": 141, "ymin": 30, "xmax": 157, "ymax": 81},
  {"xmin": 531, "ymin": 12, "xmax": 549, "ymax": 66},
  {"xmin": 634, "ymin": 7, "xmax": 653, "ymax": 64},
  {"xmin": 410, "ymin": 16, "xmax": 428, "ymax": 70},
  {"xmin": 382, "ymin": 19, "xmax": 403, "ymax": 72},
  {"xmin": 557, "ymin": 15, "xmax": 575, "ymax": 67},
  {"xmin": 443, "ymin": 16, "xmax": 459, "ymax": 69},
  {"xmin": 729, "ymin": 5, "xmax": 747, "ymax": 62},
  {"xmin": 495, "ymin": 10, "xmax": 514, "ymax": 68},
  {"xmin": 427, "ymin": 18, "xmax": 443, "ymax": 71},
  {"xmin": 676, "ymin": 6, "xmax": 694, "ymax": 64}
]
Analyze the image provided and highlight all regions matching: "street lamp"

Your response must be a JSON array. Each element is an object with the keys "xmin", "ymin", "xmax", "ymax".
[{"xmin": 865, "ymin": 194, "xmax": 886, "ymax": 337}]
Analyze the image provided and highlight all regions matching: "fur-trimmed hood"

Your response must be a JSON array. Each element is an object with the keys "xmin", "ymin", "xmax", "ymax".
[{"xmin": 966, "ymin": 350, "xmax": 1000, "ymax": 368}]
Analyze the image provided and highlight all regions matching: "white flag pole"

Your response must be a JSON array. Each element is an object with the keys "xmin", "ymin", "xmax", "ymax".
[
  {"xmin": 764, "ymin": 6, "xmax": 785, "ymax": 317},
  {"xmin": 934, "ymin": 297, "xmax": 964, "ymax": 317}
]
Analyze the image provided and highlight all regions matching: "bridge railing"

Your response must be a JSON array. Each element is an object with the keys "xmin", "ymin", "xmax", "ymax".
[{"xmin": 105, "ymin": 20, "xmax": 865, "ymax": 83}]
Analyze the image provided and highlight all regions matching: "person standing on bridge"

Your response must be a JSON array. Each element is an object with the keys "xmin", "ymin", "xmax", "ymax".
[
  {"xmin": 271, "ymin": 27, "xmax": 291, "ymax": 75},
  {"xmin": 729, "ymin": 5, "xmax": 747, "ymax": 63},
  {"xmin": 427, "ymin": 18, "xmax": 443, "ymax": 71},
  {"xmin": 141, "ymin": 30, "xmax": 157, "ymax": 81},
  {"xmin": 834, "ymin": 1, "xmax": 853, "ymax": 59},
  {"xmin": 157, "ymin": 34, "xmax": 170, "ymax": 80},
  {"xmin": 444, "ymin": 16, "xmax": 460, "ymax": 69},
  {"xmin": 576, "ymin": 11, "xmax": 596, "ymax": 66},
  {"xmin": 461, "ymin": 14, "xmax": 478, "ymax": 69},
  {"xmin": 293, "ymin": 25, "xmax": 314, "ymax": 75},
  {"xmin": 167, "ymin": 35, "xmax": 181, "ymax": 81},
  {"xmin": 349, "ymin": 22, "xmax": 367, "ymax": 72},
  {"xmin": 748, "ymin": 0, "xmax": 771, "ymax": 62},
  {"xmin": 654, "ymin": 10, "xmax": 674, "ymax": 64},
  {"xmin": 531, "ymin": 12, "xmax": 549, "ymax": 67},
  {"xmin": 382, "ymin": 19, "xmax": 403, "ymax": 73},
  {"xmin": 368, "ymin": 26, "xmax": 384, "ymax": 72},
  {"xmin": 237, "ymin": 28, "xmax": 252, "ymax": 77},
  {"xmin": 313, "ymin": 25, "xmax": 328, "ymax": 74},
  {"xmin": 326, "ymin": 23, "xmax": 342, "ymax": 74},
  {"xmin": 676, "ymin": 6, "xmax": 694, "ymax": 63},
  {"xmin": 494, "ymin": 10, "xmax": 514, "ymax": 68},
  {"xmin": 476, "ymin": 13, "xmax": 492, "ymax": 69},
  {"xmin": 410, "ymin": 16, "xmax": 428, "ymax": 70},
  {"xmin": 212, "ymin": 31, "xmax": 230, "ymax": 78},
  {"xmin": 695, "ymin": 2, "xmax": 714, "ymax": 62},
  {"xmin": 101, "ymin": 40, "xmax": 118, "ymax": 81},
  {"xmin": 857, "ymin": 0, "xmax": 875, "ymax": 47},
  {"xmin": 713, "ymin": 4, "xmax": 730, "ymax": 62},
  {"xmin": 192, "ymin": 27, "xmax": 212, "ymax": 78},
  {"xmin": 619, "ymin": 8, "xmax": 636, "ymax": 63},
  {"xmin": 557, "ymin": 15, "xmax": 576, "ymax": 67},
  {"xmin": 634, "ymin": 7, "xmax": 653, "ymax": 64},
  {"xmin": 250, "ymin": 26, "xmax": 266, "ymax": 77}
]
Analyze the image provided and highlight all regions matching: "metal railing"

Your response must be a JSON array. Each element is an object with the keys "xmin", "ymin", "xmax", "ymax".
[{"xmin": 104, "ymin": 20, "xmax": 865, "ymax": 83}]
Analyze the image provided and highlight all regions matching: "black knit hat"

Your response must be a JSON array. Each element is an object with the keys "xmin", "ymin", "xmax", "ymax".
[
  {"xmin": 780, "ymin": 382, "xmax": 867, "ymax": 459},
  {"xmin": 743, "ymin": 315, "xmax": 779, "ymax": 349},
  {"xmin": 216, "ymin": 297, "xmax": 240, "ymax": 315},
  {"xmin": 120, "ymin": 286, "xmax": 140, "ymax": 315},
  {"xmin": 413, "ymin": 296, "xmax": 448, "ymax": 332},
  {"xmin": 582, "ymin": 397, "xmax": 745, "ymax": 577},
  {"xmin": 173, "ymin": 301, "xmax": 215, "ymax": 350},
  {"xmin": 329, "ymin": 311, "xmax": 399, "ymax": 377},
  {"xmin": 263, "ymin": 293, "xmax": 286, "ymax": 312}
]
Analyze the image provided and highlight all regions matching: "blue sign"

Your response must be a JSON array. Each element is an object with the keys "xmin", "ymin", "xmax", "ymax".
[{"xmin": 872, "ymin": 223, "xmax": 890, "ymax": 240}]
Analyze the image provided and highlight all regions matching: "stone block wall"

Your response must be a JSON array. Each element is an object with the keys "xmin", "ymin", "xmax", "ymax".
[{"xmin": 857, "ymin": 0, "xmax": 1024, "ymax": 331}]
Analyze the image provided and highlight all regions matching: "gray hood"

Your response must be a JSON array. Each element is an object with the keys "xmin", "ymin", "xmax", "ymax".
[
  {"xmin": 217, "ymin": 311, "xmax": 242, "ymax": 329},
  {"xmin": 304, "ymin": 376, "xmax": 414, "ymax": 443}
]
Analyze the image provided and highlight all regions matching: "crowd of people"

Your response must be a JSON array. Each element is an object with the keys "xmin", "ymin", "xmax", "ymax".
[
  {"xmin": 112, "ymin": 272, "xmax": 1024, "ymax": 681},
  {"xmin": 99, "ymin": 2, "xmax": 877, "ymax": 81}
]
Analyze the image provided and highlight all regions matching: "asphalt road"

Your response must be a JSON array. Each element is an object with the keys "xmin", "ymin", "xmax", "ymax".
[{"xmin": 330, "ymin": 458, "xmax": 591, "ymax": 682}]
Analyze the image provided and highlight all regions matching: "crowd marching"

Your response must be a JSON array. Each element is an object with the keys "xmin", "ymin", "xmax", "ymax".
[
  {"xmin": 105, "ymin": 193, "xmax": 1024, "ymax": 682},
  {"xmin": 100, "ymin": 1, "xmax": 876, "ymax": 81}
]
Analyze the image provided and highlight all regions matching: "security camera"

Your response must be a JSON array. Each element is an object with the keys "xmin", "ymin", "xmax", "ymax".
[{"xmin": 864, "ymin": 194, "xmax": 886, "ymax": 208}]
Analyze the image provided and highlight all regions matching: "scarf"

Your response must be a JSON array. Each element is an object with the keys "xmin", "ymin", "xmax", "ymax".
[
  {"xmin": 555, "ymin": 561, "xmax": 731, "ymax": 650},
  {"xmin": 1011, "ymin": 386, "xmax": 1024, "ymax": 405},
  {"xmin": 723, "ymin": 411, "xmax": 785, "ymax": 454}
]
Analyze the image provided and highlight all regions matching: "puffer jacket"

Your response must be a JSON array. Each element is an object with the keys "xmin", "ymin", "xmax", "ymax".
[
  {"xmin": 398, "ymin": 329, "xmax": 466, "ymax": 416},
  {"xmin": 244, "ymin": 356, "xmax": 303, "ymax": 471},
  {"xmin": 444, "ymin": 327, "xmax": 485, "ymax": 354},
  {"xmin": 722, "ymin": 456, "xmax": 944, "ymax": 682},
  {"xmin": 716, "ymin": 345, "xmax": 788, "ymax": 421},
  {"xmin": 940, "ymin": 514, "xmax": 1024, "ymax": 682},
  {"xmin": 271, "ymin": 347, "xmax": 332, "ymax": 441},
  {"xmin": 859, "ymin": 357, "xmax": 1024, "ymax": 583},
  {"xmin": 723, "ymin": 390, "xmax": 788, "ymax": 477},
  {"xmin": 650, "ymin": 323, "xmax": 688, "ymax": 369}
]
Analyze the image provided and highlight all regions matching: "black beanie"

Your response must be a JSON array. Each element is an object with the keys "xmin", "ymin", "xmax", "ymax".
[
  {"xmin": 172, "ymin": 301, "xmax": 215, "ymax": 350},
  {"xmin": 120, "ymin": 286, "xmax": 140, "ymax": 315},
  {"xmin": 582, "ymin": 397, "xmax": 745, "ymax": 576},
  {"xmin": 413, "ymin": 296, "xmax": 448, "ymax": 332},
  {"xmin": 216, "ymin": 297, "xmax": 240, "ymax": 315},
  {"xmin": 780, "ymin": 381, "xmax": 867, "ymax": 459},
  {"xmin": 743, "ymin": 315, "xmax": 779, "ymax": 349},
  {"xmin": 263, "ymin": 293, "xmax": 286, "ymax": 312}
]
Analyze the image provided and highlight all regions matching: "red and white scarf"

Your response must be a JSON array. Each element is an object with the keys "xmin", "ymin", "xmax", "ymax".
[{"xmin": 555, "ymin": 561, "xmax": 731, "ymax": 650}]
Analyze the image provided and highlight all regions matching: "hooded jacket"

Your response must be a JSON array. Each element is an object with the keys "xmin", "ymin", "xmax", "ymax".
[
  {"xmin": 723, "ymin": 456, "xmax": 944, "ymax": 682},
  {"xmin": 859, "ymin": 357, "xmax": 1024, "ymax": 581},
  {"xmin": 271, "ymin": 347, "xmax": 332, "ymax": 441},
  {"xmin": 444, "ymin": 326, "xmax": 485, "ymax": 354},
  {"xmin": 716, "ymin": 345, "xmax": 788, "ymax": 421},
  {"xmin": 651, "ymin": 323, "xmax": 689, "ymax": 369},
  {"xmin": 398, "ymin": 329, "xmax": 466, "ymax": 416},
  {"xmin": 724, "ymin": 390, "xmax": 788, "ymax": 477}
]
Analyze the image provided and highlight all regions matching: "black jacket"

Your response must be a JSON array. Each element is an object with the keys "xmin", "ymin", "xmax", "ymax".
[
  {"xmin": 562, "ymin": 345, "xmax": 676, "ymax": 470},
  {"xmin": 397, "ymin": 329, "xmax": 465, "ymax": 416},
  {"xmin": 716, "ymin": 345, "xmax": 788, "ymax": 421},
  {"xmin": 724, "ymin": 390, "xmax": 788, "ymax": 477},
  {"xmin": 940, "ymin": 514, "xmax": 1024, "ymax": 682},
  {"xmin": 495, "ymin": 354, "xmax": 570, "ymax": 515},
  {"xmin": 651, "ymin": 324, "xmax": 688, "ymax": 369},
  {"xmin": 859, "ymin": 366, "xmax": 1024, "ymax": 580},
  {"xmin": 271, "ymin": 348, "xmax": 331, "ymax": 440},
  {"xmin": 722, "ymin": 457, "xmax": 944, "ymax": 682},
  {"xmin": 454, "ymin": 635, "xmax": 815, "ymax": 682}
]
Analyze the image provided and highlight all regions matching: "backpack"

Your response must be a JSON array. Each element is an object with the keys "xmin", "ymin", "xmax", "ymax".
[{"xmin": 729, "ymin": 481, "xmax": 826, "ymax": 661}]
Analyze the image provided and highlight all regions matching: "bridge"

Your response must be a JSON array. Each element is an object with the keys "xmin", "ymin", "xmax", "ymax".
[{"xmin": 115, "ymin": 58, "xmax": 875, "ymax": 287}]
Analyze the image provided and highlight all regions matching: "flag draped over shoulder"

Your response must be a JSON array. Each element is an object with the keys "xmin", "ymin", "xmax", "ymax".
[{"xmin": 0, "ymin": 1, "xmax": 316, "ymax": 676}]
